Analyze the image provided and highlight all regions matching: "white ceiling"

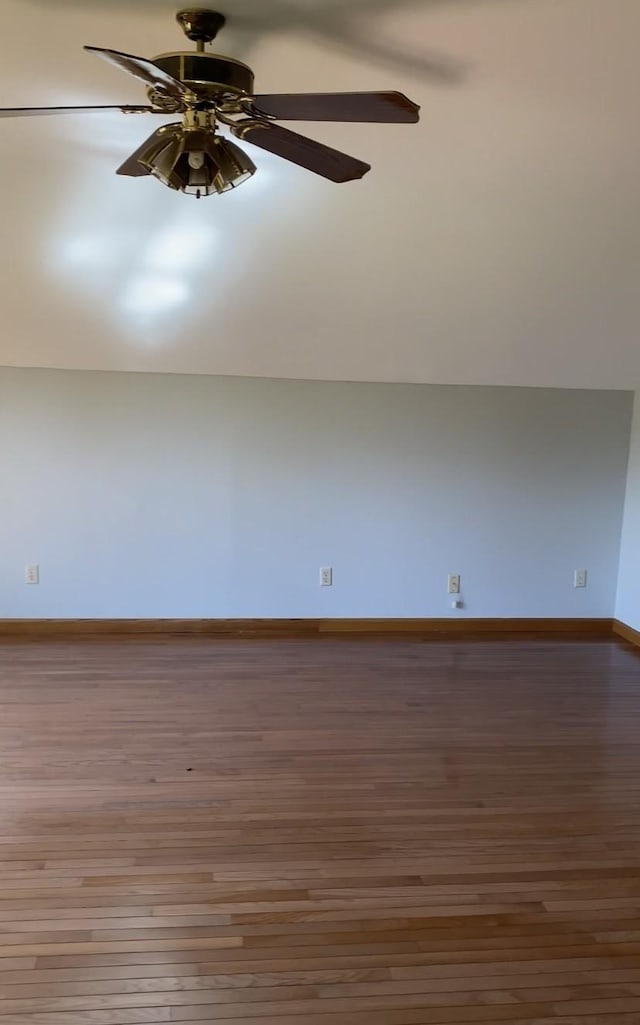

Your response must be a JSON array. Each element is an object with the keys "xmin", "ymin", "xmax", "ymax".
[{"xmin": 0, "ymin": 0, "xmax": 638, "ymax": 389}]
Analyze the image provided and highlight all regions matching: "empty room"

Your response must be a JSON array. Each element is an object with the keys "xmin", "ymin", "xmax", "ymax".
[{"xmin": 1, "ymin": 0, "xmax": 640, "ymax": 1022}]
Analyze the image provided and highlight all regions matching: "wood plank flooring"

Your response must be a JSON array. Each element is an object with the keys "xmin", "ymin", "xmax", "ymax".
[{"xmin": 0, "ymin": 637, "xmax": 639, "ymax": 1023}]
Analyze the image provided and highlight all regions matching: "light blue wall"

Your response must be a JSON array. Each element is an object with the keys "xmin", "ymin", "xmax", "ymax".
[
  {"xmin": 0, "ymin": 368, "xmax": 632, "ymax": 619},
  {"xmin": 616, "ymin": 392, "xmax": 640, "ymax": 631}
]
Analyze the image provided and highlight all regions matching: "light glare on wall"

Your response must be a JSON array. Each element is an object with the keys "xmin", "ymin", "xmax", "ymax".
[
  {"xmin": 143, "ymin": 223, "xmax": 215, "ymax": 274},
  {"xmin": 120, "ymin": 275, "xmax": 190, "ymax": 318}
]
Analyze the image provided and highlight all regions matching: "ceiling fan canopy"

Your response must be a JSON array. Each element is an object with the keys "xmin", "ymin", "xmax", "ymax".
[{"xmin": 0, "ymin": 8, "xmax": 421, "ymax": 198}]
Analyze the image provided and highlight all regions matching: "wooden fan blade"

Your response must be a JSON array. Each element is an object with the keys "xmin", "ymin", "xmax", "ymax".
[
  {"xmin": 116, "ymin": 126, "xmax": 181, "ymax": 177},
  {"xmin": 0, "ymin": 104, "xmax": 160, "ymax": 118},
  {"xmin": 249, "ymin": 91, "xmax": 420, "ymax": 123},
  {"xmin": 233, "ymin": 122, "xmax": 370, "ymax": 183},
  {"xmin": 84, "ymin": 46, "xmax": 190, "ymax": 101}
]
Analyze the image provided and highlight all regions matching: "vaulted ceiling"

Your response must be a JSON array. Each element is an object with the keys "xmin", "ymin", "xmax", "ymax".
[{"xmin": 0, "ymin": 0, "xmax": 638, "ymax": 388}]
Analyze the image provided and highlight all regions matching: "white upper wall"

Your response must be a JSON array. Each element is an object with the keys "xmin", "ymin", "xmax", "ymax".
[
  {"xmin": 0, "ymin": 368, "xmax": 632, "ymax": 619},
  {"xmin": 1, "ymin": 0, "xmax": 640, "ymax": 389},
  {"xmin": 616, "ymin": 393, "xmax": 640, "ymax": 631}
]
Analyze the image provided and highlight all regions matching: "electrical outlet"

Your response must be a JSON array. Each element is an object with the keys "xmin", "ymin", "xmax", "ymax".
[
  {"xmin": 25, "ymin": 564, "xmax": 39, "ymax": 585},
  {"xmin": 448, "ymin": 574, "xmax": 461, "ymax": 594},
  {"xmin": 574, "ymin": 569, "xmax": 587, "ymax": 589},
  {"xmin": 320, "ymin": 567, "xmax": 333, "ymax": 587}
]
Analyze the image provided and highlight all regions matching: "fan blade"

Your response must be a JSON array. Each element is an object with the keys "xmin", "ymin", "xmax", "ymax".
[
  {"xmin": 84, "ymin": 46, "xmax": 190, "ymax": 101},
  {"xmin": 250, "ymin": 91, "xmax": 420, "ymax": 123},
  {"xmin": 116, "ymin": 126, "xmax": 180, "ymax": 177},
  {"xmin": 233, "ymin": 122, "xmax": 370, "ymax": 183},
  {"xmin": 0, "ymin": 104, "xmax": 161, "ymax": 118}
]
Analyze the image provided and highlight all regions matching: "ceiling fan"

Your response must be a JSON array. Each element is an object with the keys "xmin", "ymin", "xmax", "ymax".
[{"xmin": 0, "ymin": 8, "xmax": 420, "ymax": 198}]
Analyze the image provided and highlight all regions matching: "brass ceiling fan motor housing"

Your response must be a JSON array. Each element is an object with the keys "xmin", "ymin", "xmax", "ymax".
[
  {"xmin": 147, "ymin": 10, "xmax": 254, "ymax": 111},
  {"xmin": 148, "ymin": 53, "xmax": 255, "ymax": 108}
]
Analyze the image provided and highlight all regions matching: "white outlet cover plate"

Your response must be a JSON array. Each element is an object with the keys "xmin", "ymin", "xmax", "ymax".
[{"xmin": 448, "ymin": 574, "xmax": 461, "ymax": 594}]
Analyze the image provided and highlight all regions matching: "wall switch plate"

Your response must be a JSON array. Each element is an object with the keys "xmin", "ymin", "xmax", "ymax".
[
  {"xmin": 448, "ymin": 574, "xmax": 461, "ymax": 594},
  {"xmin": 320, "ymin": 567, "xmax": 333, "ymax": 587},
  {"xmin": 25, "ymin": 564, "xmax": 39, "ymax": 585},
  {"xmin": 574, "ymin": 569, "xmax": 587, "ymax": 589}
]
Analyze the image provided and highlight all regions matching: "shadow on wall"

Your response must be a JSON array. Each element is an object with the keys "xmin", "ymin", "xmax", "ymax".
[{"xmin": 20, "ymin": 0, "xmax": 508, "ymax": 83}]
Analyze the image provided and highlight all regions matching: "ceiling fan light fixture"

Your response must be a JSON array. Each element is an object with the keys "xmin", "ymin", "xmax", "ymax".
[
  {"xmin": 138, "ymin": 127, "xmax": 256, "ymax": 198},
  {"xmin": 209, "ymin": 136, "xmax": 257, "ymax": 194}
]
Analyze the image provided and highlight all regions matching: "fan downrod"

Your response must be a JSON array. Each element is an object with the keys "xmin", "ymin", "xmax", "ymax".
[{"xmin": 176, "ymin": 9, "xmax": 226, "ymax": 48}]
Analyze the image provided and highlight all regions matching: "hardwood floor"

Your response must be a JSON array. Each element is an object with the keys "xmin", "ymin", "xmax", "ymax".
[{"xmin": 0, "ymin": 637, "xmax": 639, "ymax": 1023}]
